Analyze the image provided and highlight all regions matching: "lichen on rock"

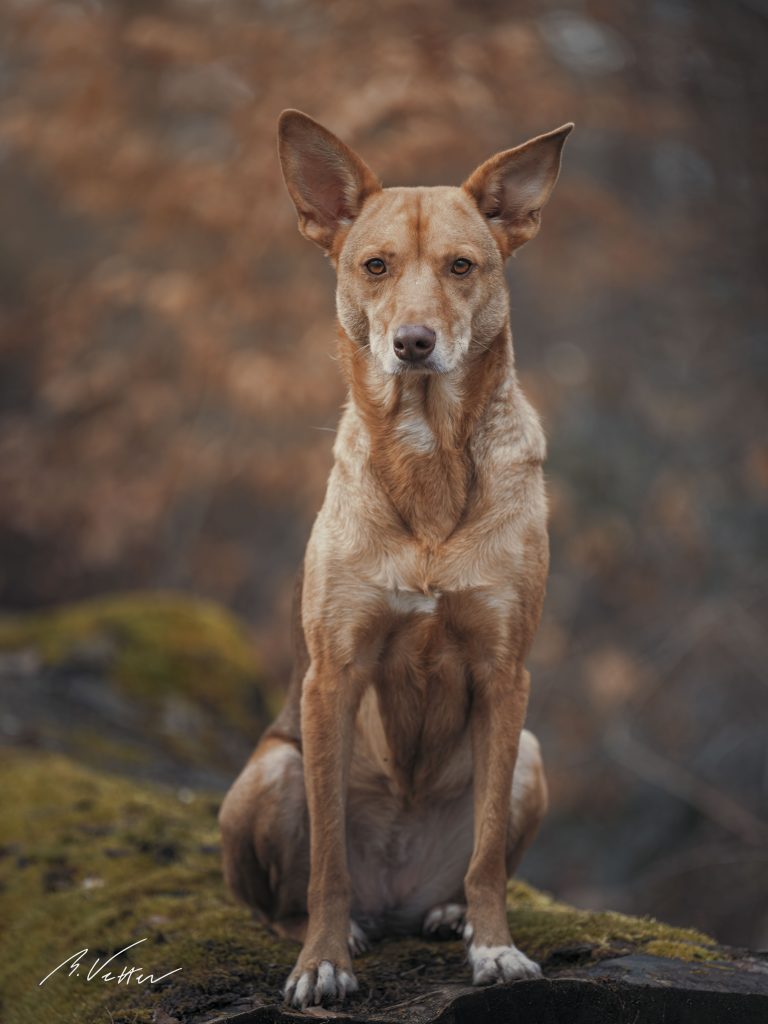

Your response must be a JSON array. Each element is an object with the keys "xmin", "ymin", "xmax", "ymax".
[
  {"xmin": 0, "ymin": 591, "xmax": 274, "ymax": 727},
  {"xmin": 2, "ymin": 595, "xmax": 763, "ymax": 1023},
  {"xmin": 0, "ymin": 749, "xmax": 294, "ymax": 1024},
  {"xmin": 0, "ymin": 748, "xmax": 734, "ymax": 1024},
  {"xmin": 505, "ymin": 880, "xmax": 718, "ymax": 964},
  {"xmin": 0, "ymin": 593, "xmax": 275, "ymax": 786}
]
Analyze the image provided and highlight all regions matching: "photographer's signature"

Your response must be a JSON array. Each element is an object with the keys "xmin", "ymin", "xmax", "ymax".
[{"xmin": 39, "ymin": 938, "xmax": 182, "ymax": 987}]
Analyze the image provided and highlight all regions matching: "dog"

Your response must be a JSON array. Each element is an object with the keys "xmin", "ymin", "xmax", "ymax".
[{"xmin": 219, "ymin": 109, "xmax": 572, "ymax": 1010}]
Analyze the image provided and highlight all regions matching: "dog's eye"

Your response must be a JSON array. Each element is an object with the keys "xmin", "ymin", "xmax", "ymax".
[
  {"xmin": 451, "ymin": 258, "xmax": 473, "ymax": 276},
  {"xmin": 364, "ymin": 258, "xmax": 387, "ymax": 276}
]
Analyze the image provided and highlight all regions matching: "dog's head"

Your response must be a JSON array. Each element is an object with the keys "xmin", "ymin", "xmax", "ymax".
[{"xmin": 278, "ymin": 110, "xmax": 572, "ymax": 377}]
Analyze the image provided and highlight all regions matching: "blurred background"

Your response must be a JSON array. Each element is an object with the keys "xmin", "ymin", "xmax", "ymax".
[{"xmin": 0, "ymin": 0, "xmax": 766, "ymax": 949}]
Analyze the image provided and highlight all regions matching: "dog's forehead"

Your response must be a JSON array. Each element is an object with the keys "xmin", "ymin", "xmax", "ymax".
[{"xmin": 348, "ymin": 186, "xmax": 491, "ymax": 255}]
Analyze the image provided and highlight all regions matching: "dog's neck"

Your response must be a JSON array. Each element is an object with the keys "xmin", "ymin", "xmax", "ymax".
[{"xmin": 338, "ymin": 326, "xmax": 513, "ymax": 544}]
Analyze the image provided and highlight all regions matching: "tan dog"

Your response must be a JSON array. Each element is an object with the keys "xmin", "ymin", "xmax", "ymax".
[{"xmin": 219, "ymin": 109, "xmax": 572, "ymax": 1010}]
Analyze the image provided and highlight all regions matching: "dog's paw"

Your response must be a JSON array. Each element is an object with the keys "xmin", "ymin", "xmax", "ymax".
[
  {"xmin": 423, "ymin": 902, "xmax": 466, "ymax": 939},
  {"xmin": 467, "ymin": 941, "xmax": 542, "ymax": 986},
  {"xmin": 284, "ymin": 959, "xmax": 358, "ymax": 1009},
  {"xmin": 348, "ymin": 919, "xmax": 370, "ymax": 957}
]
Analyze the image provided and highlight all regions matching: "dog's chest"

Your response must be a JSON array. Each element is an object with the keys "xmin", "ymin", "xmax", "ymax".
[{"xmin": 355, "ymin": 582, "xmax": 507, "ymax": 800}]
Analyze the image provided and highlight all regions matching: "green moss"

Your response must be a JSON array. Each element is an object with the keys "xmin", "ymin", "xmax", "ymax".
[
  {"xmin": 504, "ymin": 880, "xmax": 718, "ymax": 964},
  {"xmin": 0, "ymin": 592, "xmax": 277, "ymax": 729},
  {"xmin": 642, "ymin": 939, "xmax": 719, "ymax": 962},
  {"xmin": 346, "ymin": 883, "xmax": 722, "ymax": 989},
  {"xmin": 0, "ymin": 749, "xmax": 293, "ymax": 1024},
  {"xmin": 0, "ymin": 750, "xmax": 729, "ymax": 1024},
  {"xmin": 67, "ymin": 727, "xmax": 150, "ymax": 770}
]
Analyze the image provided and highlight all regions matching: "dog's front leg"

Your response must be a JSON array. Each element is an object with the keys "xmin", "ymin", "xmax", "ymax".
[
  {"xmin": 284, "ymin": 660, "xmax": 360, "ymax": 1009},
  {"xmin": 464, "ymin": 667, "xmax": 543, "ymax": 985}
]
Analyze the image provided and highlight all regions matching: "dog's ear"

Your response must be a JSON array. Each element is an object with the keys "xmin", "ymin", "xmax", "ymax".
[
  {"xmin": 463, "ymin": 124, "xmax": 573, "ymax": 256},
  {"xmin": 278, "ymin": 110, "xmax": 381, "ymax": 252}
]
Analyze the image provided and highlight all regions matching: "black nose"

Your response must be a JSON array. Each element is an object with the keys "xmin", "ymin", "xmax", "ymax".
[{"xmin": 394, "ymin": 324, "xmax": 436, "ymax": 363}]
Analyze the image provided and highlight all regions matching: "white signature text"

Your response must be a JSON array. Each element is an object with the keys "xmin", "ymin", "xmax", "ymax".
[{"xmin": 39, "ymin": 938, "xmax": 182, "ymax": 987}]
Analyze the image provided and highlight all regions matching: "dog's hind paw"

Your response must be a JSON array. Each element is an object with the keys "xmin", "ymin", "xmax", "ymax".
[
  {"xmin": 348, "ymin": 919, "xmax": 370, "ymax": 956},
  {"xmin": 284, "ymin": 959, "xmax": 358, "ymax": 1009},
  {"xmin": 467, "ymin": 942, "xmax": 542, "ymax": 986},
  {"xmin": 423, "ymin": 902, "xmax": 466, "ymax": 939}
]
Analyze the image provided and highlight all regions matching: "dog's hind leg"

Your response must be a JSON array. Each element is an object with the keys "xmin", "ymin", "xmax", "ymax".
[
  {"xmin": 219, "ymin": 736, "xmax": 310, "ymax": 926},
  {"xmin": 506, "ymin": 728, "xmax": 548, "ymax": 875},
  {"xmin": 219, "ymin": 735, "xmax": 370, "ymax": 955}
]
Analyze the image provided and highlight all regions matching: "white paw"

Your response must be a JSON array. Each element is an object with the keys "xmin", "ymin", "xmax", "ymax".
[
  {"xmin": 348, "ymin": 919, "xmax": 370, "ymax": 956},
  {"xmin": 283, "ymin": 960, "xmax": 358, "ymax": 1009},
  {"xmin": 467, "ymin": 942, "xmax": 542, "ymax": 986},
  {"xmin": 423, "ymin": 902, "xmax": 466, "ymax": 938}
]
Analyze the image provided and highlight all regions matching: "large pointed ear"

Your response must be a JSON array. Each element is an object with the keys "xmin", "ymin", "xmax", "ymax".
[
  {"xmin": 278, "ymin": 109, "xmax": 381, "ymax": 252},
  {"xmin": 463, "ymin": 123, "xmax": 573, "ymax": 256}
]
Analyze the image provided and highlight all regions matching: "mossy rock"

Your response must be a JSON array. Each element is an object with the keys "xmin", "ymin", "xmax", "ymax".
[
  {"xmin": 0, "ymin": 749, "xmax": 745, "ymax": 1024},
  {"xmin": 0, "ymin": 593, "xmax": 274, "ymax": 786}
]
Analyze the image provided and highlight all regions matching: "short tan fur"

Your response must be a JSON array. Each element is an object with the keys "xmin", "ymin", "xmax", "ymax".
[{"xmin": 220, "ymin": 109, "xmax": 572, "ymax": 1009}]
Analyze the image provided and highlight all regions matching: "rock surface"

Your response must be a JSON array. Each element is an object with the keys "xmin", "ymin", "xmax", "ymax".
[
  {"xmin": 0, "ymin": 593, "xmax": 274, "ymax": 788},
  {"xmin": 216, "ymin": 954, "xmax": 768, "ymax": 1024},
  {"xmin": 1, "ymin": 747, "xmax": 766, "ymax": 1024},
  {"xmin": 1, "ymin": 596, "xmax": 766, "ymax": 1023}
]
